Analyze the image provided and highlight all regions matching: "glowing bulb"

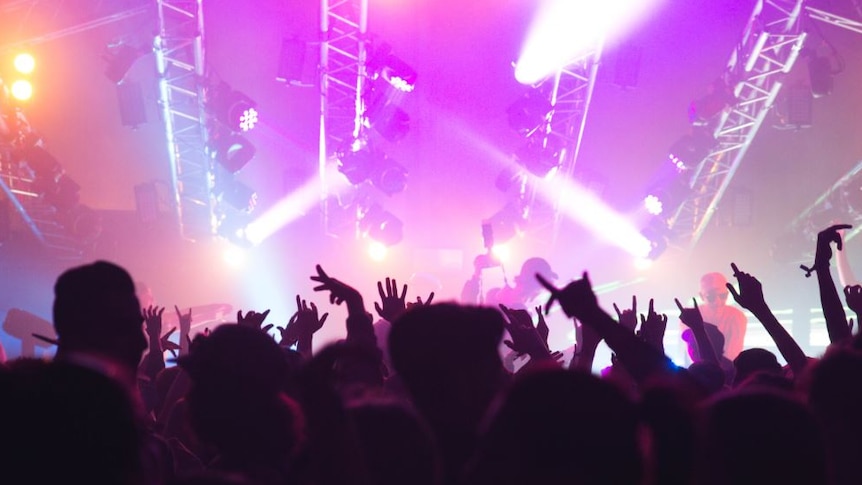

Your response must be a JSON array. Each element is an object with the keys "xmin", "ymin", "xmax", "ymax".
[
  {"xmin": 368, "ymin": 241, "xmax": 388, "ymax": 262},
  {"xmin": 13, "ymin": 53, "xmax": 35, "ymax": 74},
  {"xmin": 491, "ymin": 244, "xmax": 512, "ymax": 263},
  {"xmin": 644, "ymin": 194, "xmax": 663, "ymax": 215},
  {"xmin": 11, "ymin": 80, "xmax": 32, "ymax": 101}
]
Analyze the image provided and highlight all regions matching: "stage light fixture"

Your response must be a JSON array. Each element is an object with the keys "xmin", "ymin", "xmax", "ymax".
[
  {"xmin": 337, "ymin": 144, "xmax": 377, "ymax": 185},
  {"xmin": 372, "ymin": 159, "xmax": 408, "ymax": 196},
  {"xmin": 211, "ymin": 134, "xmax": 256, "ymax": 173},
  {"xmin": 367, "ymin": 103, "xmax": 410, "ymax": 142},
  {"xmin": 640, "ymin": 217, "xmax": 669, "ymax": 261},
  {"xmin": 360, "ymin": 204, "xmax": 403, "ymax": 246},
  {"xmin": 13, "ymin": 53, "xmax": 35, "ymax": 74},
  {"xmin": 11, "ymin": 79, "xmax": 32, "ymax": 101},
  {"xmin": 515, "ymin": 139, "xmax": 561, "ymax": 178},
  {"xmin": 507, "ymin": 91, "xmax": 552, "ymax": 135},
  {"xmin": 375, "ymin": 53, "xmax": 417, "ymax": 93},
  {"xmin": 215, "ymin": 173, "xmax": 258, "ymax": 213},
  {"xmin": 217, "ymin": 211, "xmax": 253, "ymax": 248},
  {"xmin": 367, "ymin": 240, "xmax": 388, "ymax": 262},
  {"xmin": 209, "ymin": 84, "xmax": 259, "ymax": 132},
  {"xmin": 667, "ymin": 130, "xmax": 715, "ymax": 169}
]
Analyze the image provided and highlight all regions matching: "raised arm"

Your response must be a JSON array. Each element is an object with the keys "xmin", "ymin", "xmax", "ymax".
[
  {"xmin": 803, "ymin": 224, "xmax": 853, "ymax": 344},
  {"xmin": 727, "ymin": 262, "xmax": 809, "ymax": 377},
  {"xmin": 675, "ymin": 298, "xmax": 719, "ymax": 366},
  {"xmin": 538, "ymin": 272, "xmax": 675, "ymax": 383}
]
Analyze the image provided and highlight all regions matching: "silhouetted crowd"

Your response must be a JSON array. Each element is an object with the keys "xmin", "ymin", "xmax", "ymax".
[{"xmin": 2, "ymin": 224, "xmax": 862, "ymax": 485}]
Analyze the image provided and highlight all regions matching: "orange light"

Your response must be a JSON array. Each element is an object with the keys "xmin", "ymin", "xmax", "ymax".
[
  {"xmin": 13, "ymin": 53, "xmax": 35, "ymax": 74},
  {"xmin": 11, "ymin": 80, "xmax": 32, "ymax": 101}
]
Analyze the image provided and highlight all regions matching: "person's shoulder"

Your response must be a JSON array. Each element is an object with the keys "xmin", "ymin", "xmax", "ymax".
[{"xmin": 727, "ymin": 305, "xmax": 747, "ymax": 320}]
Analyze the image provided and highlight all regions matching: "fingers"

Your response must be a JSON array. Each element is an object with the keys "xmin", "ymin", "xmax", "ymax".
[
  {"xmin": 674, "ymin": 298, "xmax": 684, "ymax": 313},
  {"xmin": 425, "ymin": 292, "xmax": 435, "ymax": 305},
  {"xmin": 400, "ymin": 283, "xmax": 408, "ymax": 301},
  {"xmin": 612, "ymin": 302, "xmax": 622, "ymax": 318},
  {"xmin": 631, "ymin": 294, "xmax": 637, "ymax": 315},
  {"xmin": 296, "ymin": 294, "xmax": 302, "ymax": 311},
  {"xmin": 262, "ymin": 324, "xmax": 274, "ymax": 333},
  {"xmin": 648, "ymin": 298, "xmax": 655, "ymax": 315},
  {"xmin": 319, "ymin": 313, "xmax": 329, "ymax": 326},
  {"xmin": 726, "ymin": 282, "xmax": 740, "ymax": 301},
  {"xmin": 730, "ymin": 262, "xmax": 741, "ymax": 278},
  {"xmin": 163, "ymin": 326, "xmax": 177, "ymax": 338},
  {"xmin": 261, "ymin": 309, "xmax": 271, "ymax": 321},
  {"xmin": 692, "ymin": 298, "xmax": 699, "ymax": 311},
  {"xmin": 535, "ymin": 273, "xmax": 557, "ymax": 293},
  {"xmin": 374, "ymin": 302, "xmax": 383, "ymax": 315}
]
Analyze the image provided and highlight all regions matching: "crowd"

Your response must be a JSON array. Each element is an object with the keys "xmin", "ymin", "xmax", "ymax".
[{"xmin": 1, "ymin": 223, "xmax": 861, "ymax": 485}]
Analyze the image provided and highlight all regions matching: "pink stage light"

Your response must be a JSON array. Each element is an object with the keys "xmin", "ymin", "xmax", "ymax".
[
  {"xmin": 515, "ymin": 0, "xmax": 665, "ymax": 85},
  {"xmin": 537, "ymin": 175, "xmax": 653, "ymax": 259},
  {"xmin": 245, "ymin": 176, "xmax": 325, "ymax": 245}
]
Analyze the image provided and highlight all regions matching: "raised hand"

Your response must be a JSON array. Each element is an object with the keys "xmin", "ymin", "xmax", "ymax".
[
  {"xmin": 499, "ymin": 304, "xmax": 550, "ymax": 360},
  {"xmin": 374, "ymin": 277, "xmax": 408, "ymax": 322},
  {"xmin": 613, "ymin": 295, "xmax": 638, "ymax": 333},
  {"xmin": 674, "ymin": 297, "xmax": 705, "ymax": 332},
  {"xmin": 638, "ymin": 298, "xmax": 667, "ymax": 352},
  {"xmin": 537, "ymin": 271, "xmax": 599, "ymax": 319},
  {"xmin": 801, "ymin": 223, "xmax": 852, "ymax": 277},
  {"xmin": 535, "ymin": 305, "xmax": 550, "ymax": 349},
  {"xmin": 237, "ymin": 309, "xmax": 273, "ymax": 333},
  {"xmin": 174, "ymin": 306, "xmax": 192, "ymax": 334},
  {"xmin": 844, "ymin": 285, "xmax": 862, "ymax": 318},
  {"xmin": 726, "ymin": 262, "xmax": 767, "ymax": 313},
  {"xmin": 311, "ymin": 264, "xmax": 364, "ymax": 314},
  {"xmin": 160, "ymin": 327, "xmax": 180, "ymax": 357},
  {"xmin": 143, "ymin": 305, "xmax": 166, "ymax": 341},
  {"xmin": 407, "ymin": 292, "xmax": 435, "ymax": 309}
]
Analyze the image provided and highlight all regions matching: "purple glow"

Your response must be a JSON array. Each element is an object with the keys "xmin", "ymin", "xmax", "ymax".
[{"xmin": 515, "ymin": 0, "xmax": 665, "ymax": 84}]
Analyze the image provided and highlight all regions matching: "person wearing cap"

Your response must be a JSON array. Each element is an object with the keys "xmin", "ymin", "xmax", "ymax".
[
  {"xmin": 471, "ymin": 257, "xmax": 558, "ymax": 310},
  {"xmin": 697, "ymin": 272, "xmax": 747, "ymax": 360}
]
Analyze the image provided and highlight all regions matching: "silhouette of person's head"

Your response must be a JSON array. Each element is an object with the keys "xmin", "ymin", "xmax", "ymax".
[
  {"xmin": 1, "ymin": 359, "xmax": 143, "ymax": 484},
  {"xmin": 699, "ymin": 272, "xmax": 730, "ymax": 309},
  {"xmin": 178, "ymin": 324, "xmax": 303, "ymax": 477},
  {"xmin": 52, "ymin": 261, "xmax": 146, "ymax": 374},
  {"xmin": 699, "ymin": 390, "xmax": 828, "ymax": 485},
  {"xmin": 388, "ymin": 303, "xmax": 507, "ymax": 483},
  {"xmin": 468, "ymin": 368, "xmax": 642, "ymax": 485},
  {"xmin": 514, "ymin": 257, "xmax": 557, "ymax": 298},
  {"xmin": 732, "ymin": 348, "xmax": 782, "ymax": 387}
]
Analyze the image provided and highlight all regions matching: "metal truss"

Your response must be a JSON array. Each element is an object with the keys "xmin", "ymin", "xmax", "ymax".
[
  {"xmin": 547, "ymin": 48, "xmax": 602, "ymax": 236},
  {"xmin": 319, "ymin": 0, "xmax": 368, "ymax": 232},
  {"xmin": 0, "ymin": 165, "xmax": 84, "ymax": 260},
  {"xmin": 154, "ymin": 0, "xmax": 213, "ymax": 241},
  {"xmin": 669, "ymin": 0, "xmax": 808, "ymax": 248}
]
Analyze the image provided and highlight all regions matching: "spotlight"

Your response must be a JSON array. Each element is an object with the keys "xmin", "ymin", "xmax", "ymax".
[
  {"xmin": 217, "ymin": 211, "xmax": 253, "ymax": 248},
  {"xmin": 368, "ymin": 46, "xmax": 417, "ymax": 93},
  {"xmin": 13, "ymin": 53, "xmax": 35, "ymax": 74},
  {"xmin": 644, "ymin": 194, "xmax": 663, "ymax": 215},
  {"xmin": 209, "ymin": 84, "xmax": 259, "ymax": 132},
  {"xmin": 667, "ymin": 130, "xmax": 715, "ymax": 169},
  {"xmin": 215, "ymin": 175, "xmax": 258, "ymax": 213},
  {"xmin": 360, "ymin": 204, "xmax": 403, "ymax": 246},
  {"xmin": 337, "ymin": 144, "xmax": 377, "ymax": 185},
  {"xmin": 515, "ymin": 139, "xmax": 560, "ymax": 177},
  {"xmin": 10, "ymin": 79, "xmax": 32, "ymax": 101},
  {"xmin": 507, "ymin": 91, "xmax": 552, "ymax": 135},
  {"xmin": 372, "ymin": 159, "xmax": 408, "ymax": 196},
  {"xmin": 640, "ymin": 217, "xmax": 669, "ymax": 260},
  {"xmin": 211, "ymin": 134, "xmax": 256, "ymax": 173},
  {"xmin": 367, "ymin": 103, "xmax": 410, "ymax": 142},
  {"xmin": 367, "ymin": 240, "xmax": 388, "ymax": 262}
]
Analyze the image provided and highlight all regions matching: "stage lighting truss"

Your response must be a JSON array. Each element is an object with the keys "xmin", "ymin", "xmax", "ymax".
[
  {"xmin": 320, "ymin": 0, "xmax": 369, "ymax": 235},
  {"xmin": 665, "ymin": 0, "xmax": 862, "ymax": 249},
  {"xmin": 154, "ymin": 0, "xmax": 216, "ymax": 242},
  {"xmin": 510, "ymin": 45, "xmax": 602, "ymax": 239}
]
